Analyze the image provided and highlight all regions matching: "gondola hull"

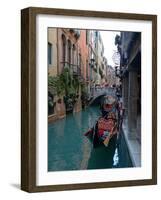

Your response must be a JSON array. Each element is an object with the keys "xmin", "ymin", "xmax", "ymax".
[{"xmin": 93, "ymin": 121, "xmax": 117, "ymax": 149}]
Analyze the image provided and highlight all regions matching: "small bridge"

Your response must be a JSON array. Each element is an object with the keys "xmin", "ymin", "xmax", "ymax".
[{"xmin": 88, "ymin": 88, "xmax": 116, "ymax": 105}]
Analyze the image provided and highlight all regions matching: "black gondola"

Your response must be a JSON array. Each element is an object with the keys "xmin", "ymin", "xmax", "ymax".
[{"xmin": 84, "ymin": 95, "xmax": 122, "ymax": 150}]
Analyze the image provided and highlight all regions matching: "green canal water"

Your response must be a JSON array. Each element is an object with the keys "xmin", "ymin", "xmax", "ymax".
[{"xmin": 48, "ymin": 105, "xmax": 132, "ymax": 171}]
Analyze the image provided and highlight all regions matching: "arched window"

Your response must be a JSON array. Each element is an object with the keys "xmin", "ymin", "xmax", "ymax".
[
  {"xmin": 67, "ymin": 40, "xmax": 71, "ymax": 64},
  {"xmin": 78, "ymin": 53, "xmax": 81, "ymax": 68},
  {"xmin": 62, "ymin": 34, "xmax": 66, "ymax": 63},
  {"xmin": 86, "ymin": 59, "xmax": 88, "ymax": 79},
  {"xmin": 72, "ymin": 44, "xmax": 75, "ymax": 65},
  {"xmin": 48, "ymin": 42, "xmax": 52, "ymax": 65}
]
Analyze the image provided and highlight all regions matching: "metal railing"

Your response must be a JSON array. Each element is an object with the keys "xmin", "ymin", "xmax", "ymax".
[{"xmin": 60, "ymin": 61, "xmax": 81, "ymax": 76}]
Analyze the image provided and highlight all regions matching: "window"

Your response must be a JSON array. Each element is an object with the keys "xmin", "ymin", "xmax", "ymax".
[
  {"xmin": 95, "ymin": 42, "xmax": 97, "ymax": 49},
  {"xmin": 62, "ymin": 34, "xmax": 66, "ymax": 63},
  {"xmin": 67, "ymin": 40, "xmax": 71, "ymax": 64},
  {"xmin": 48, "ymin": 42, "xmax": 52, "ymax": 65},
  {"xmin": 78, "ymin": 53, "xmax": 81, "ymax": 68},
  {"xmin": 86, "ymin": 60, "xmax": 88, "ymax": 79},
  {"xmin": 95, "ymin": 31, "xmax": 98, "ymax": 37},
  {"xmin": 72, "ymin": 44, "xmax": 76, "ymax": 64},
  {"xmin": 86, "ymin": 30, "xmax": 89, "ymax": 45}
]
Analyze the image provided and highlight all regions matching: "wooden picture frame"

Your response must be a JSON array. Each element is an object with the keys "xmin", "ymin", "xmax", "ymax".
[{"xmin": 21, "ymin": 7, "xmax": 157, "ymax": 192}]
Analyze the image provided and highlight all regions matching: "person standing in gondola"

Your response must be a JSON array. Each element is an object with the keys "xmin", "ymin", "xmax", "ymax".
[{"xmin": 100, "ymin": 95, "xmax": 119, "ymax": 118}]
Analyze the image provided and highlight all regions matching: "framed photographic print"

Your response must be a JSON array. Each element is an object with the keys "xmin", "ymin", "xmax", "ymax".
[{"xmin": 21, "ymin": 7, "xmax": 157, "ymax": 192}]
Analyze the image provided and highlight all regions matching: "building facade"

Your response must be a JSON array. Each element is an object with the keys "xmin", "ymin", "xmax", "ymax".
[
  {"xmin": 48, "ymin": 28, "xmax": 82, "ymax": 122},
  {"xmin": 96, "ymin": 31, "xmax": 105, "ymax": 85},
  {"xmin": 120, "ymin": 32, "xmax": 141, "ymax": 141},
  {"xmin": 48, "ymin": 28, "xmax": 58, "ymax": 76},
  {"xmin": 48, "ymin": 28, "xmax": 112, "ymax": 123},
  {"xmin": 116, "ymin": 31, "xmax": 141, "ymax": 166}
]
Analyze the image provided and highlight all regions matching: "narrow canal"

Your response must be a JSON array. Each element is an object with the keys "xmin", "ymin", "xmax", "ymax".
[{"xmin": 48, "ymin": 105, "xmax": 132, "ymax": 171}]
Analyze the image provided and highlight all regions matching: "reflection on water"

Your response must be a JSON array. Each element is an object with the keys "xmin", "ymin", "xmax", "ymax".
[{"xmin": 48, "ymin": 106, "xmax": 132, "ymax": 171}]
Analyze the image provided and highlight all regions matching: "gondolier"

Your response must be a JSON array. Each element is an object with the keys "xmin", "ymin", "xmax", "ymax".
[{"xmin": 100, "ymin": 95, "xmax": 119, "ymax": 117}]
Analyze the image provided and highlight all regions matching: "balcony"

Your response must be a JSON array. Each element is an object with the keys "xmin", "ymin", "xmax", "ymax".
[{"xmin": 61, "ymin": 62, "xmax": 81, "ymax": 76}]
